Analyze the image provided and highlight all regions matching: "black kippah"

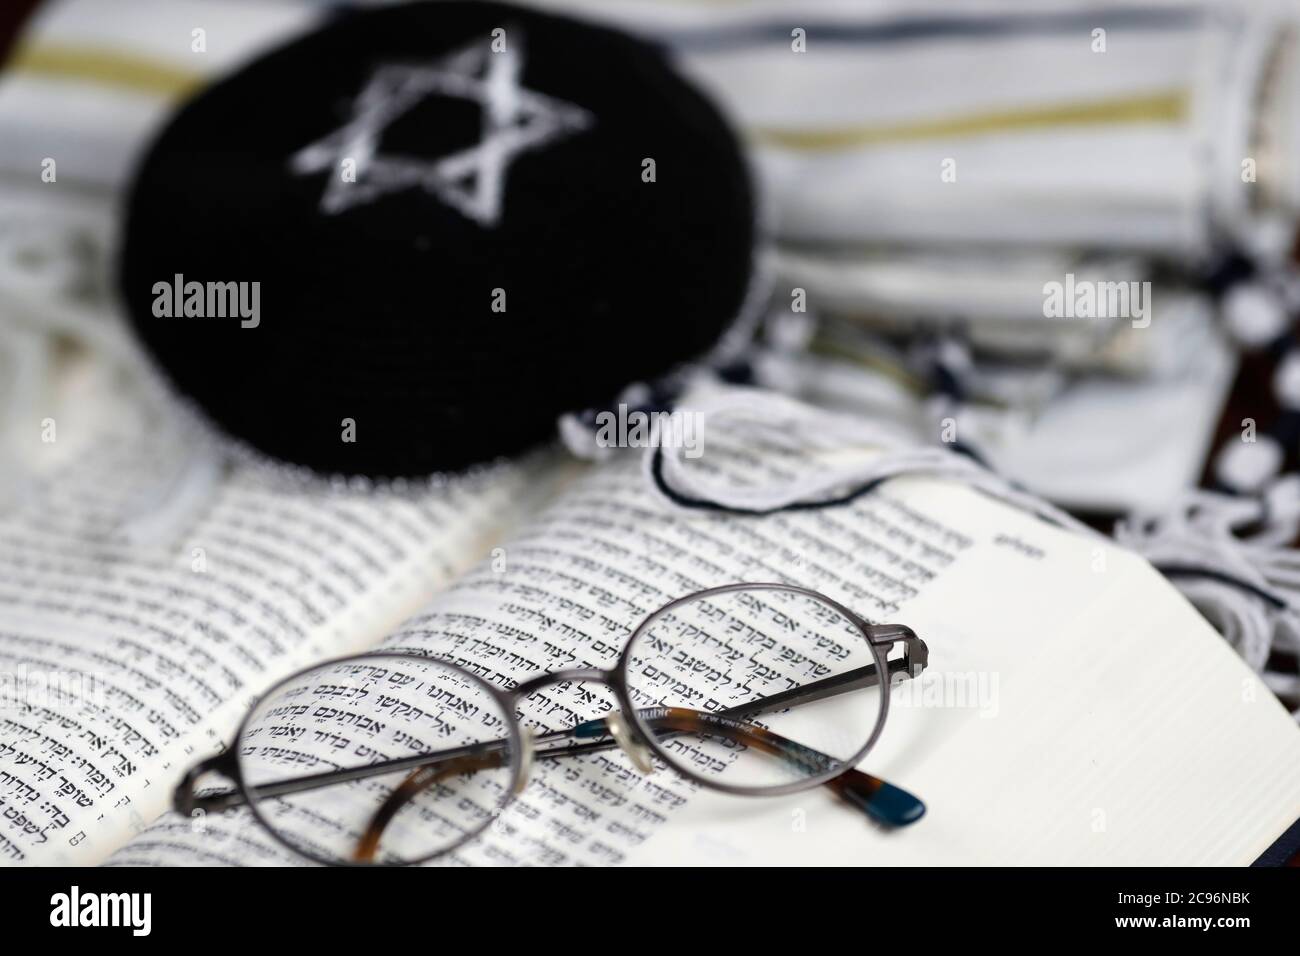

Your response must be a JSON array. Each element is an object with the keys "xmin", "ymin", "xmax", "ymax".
[{"xmin": 119, "ymin": 1, "xmax": 755, "ymax": 478}]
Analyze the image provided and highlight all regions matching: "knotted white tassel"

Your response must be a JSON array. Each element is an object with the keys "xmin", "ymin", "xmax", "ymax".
[
  {"xmin": 648, "ymin": 388, "xmax": 1300, "ymax": 719},
  {"xmin": 647, "ymin": 387, "xmax": 1097, "ymax": 537},
  {"xmin": 1116, "ymin": 481, "xmax": 1300, "ymax": 716}
]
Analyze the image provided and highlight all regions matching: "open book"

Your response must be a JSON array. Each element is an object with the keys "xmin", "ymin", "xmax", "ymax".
[{"xmin": 4, "ymin": 373, "xmax": 1300, "ymax": 866}]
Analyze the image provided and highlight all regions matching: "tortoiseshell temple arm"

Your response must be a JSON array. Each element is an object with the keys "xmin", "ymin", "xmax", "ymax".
[
  {"xmin": 574, "ymin": 708, "xmax": 926, "ymax": 829},
  {"xmin": 353, "ymin": 752, "xmax": 506, "ymax": 863},
  {"xmin": 352, "ymin": 705, "xmax": 925, "ymax": 861}
]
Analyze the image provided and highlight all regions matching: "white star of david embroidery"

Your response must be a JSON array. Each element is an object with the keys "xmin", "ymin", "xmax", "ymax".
[{"xmin": 290, "ymin": 34, "xmax": 593, "ymax": 226}]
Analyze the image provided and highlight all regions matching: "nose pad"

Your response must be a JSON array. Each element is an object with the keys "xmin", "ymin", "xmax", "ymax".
[
  {"xmin": 605, "ymin": 712, "xmax": 654, "ymax": 774},
  {"xmin": 514, "ymin": 728, "xmax": 535, "ymax": 795}
]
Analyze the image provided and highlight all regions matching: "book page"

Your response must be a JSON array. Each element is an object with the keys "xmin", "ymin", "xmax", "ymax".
[
  {"xmin": 107, "ymin": 407, "xmax": 1300, "ymax": 866},
  {"xmin": 0, "ymin": 418, "xmax": 545, "ymax": 865},
  {"xmin": 0, "ymin": 186, "xmax": 556, "ymax": 866}
]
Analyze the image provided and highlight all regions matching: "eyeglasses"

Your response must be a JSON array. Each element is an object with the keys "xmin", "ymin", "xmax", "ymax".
[{"xmin": 174, "ymin": 582, "xmax": 929, "ymax": 865}]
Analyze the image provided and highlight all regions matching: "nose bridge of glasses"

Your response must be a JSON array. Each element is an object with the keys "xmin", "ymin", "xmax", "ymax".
[
  {"xmin": 604, "ymin": 711, "xmax": 655, "ymax": 774},
  {"xmin": 512, "ymin": 667, "xmax": 612, "ymax": 698},
  {"xmin": 514, "ymin": 728, "xmax": 535, "ymax": 793},
  {"xmin": 511, "ymin": 668, "xmax": 650, "ymax": 772}
]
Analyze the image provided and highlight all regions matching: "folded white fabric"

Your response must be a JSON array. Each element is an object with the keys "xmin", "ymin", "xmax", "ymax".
[
  {"xmin": 652, "ymin": 385, "xmax": 1300, "ymax": 717},
  {"xmin": 0, "ymin": 0, "xmax": 318, "ymax": 190},
  {"xmin": 539, "ymin": 0, "xmax": 1300, "ymax": 261},
  {"xmin": 7, "ymin": 1, "xmax": 1299, "ymax": 258},
  {"xmin": 0, "ymin": 0, "xmax": 319, "ymax": 509}
]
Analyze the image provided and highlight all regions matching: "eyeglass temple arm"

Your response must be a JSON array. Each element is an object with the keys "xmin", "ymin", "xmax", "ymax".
[
  {"xmin": 716, "ymin": 624, "xmax": 927, "ymax": 723},
  {"xmin": 173, "ymin": 626, "xmax": 927, "ymax": 817},
  {"xmin": 352, "ymin": 704, "xmax": 924, "ymax": 862},
  {"xmin": 615, "ymin": 707, "xmax": 924, "ymax": 826},
  {"xmin": 352, "ymin": 752, "xmax": 506, "ymax": 863}
]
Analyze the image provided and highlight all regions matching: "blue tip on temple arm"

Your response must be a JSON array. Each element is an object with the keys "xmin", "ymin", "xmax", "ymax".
[
  {"xmin": 572, "ymin": 717, "xmax": 610, "ymax": 739},
  {"xmin": 833, "ymin": 770, "xmax": 927, "ymax": 827},
  {"xmin": 568, "ymin": 711, "xmax": 923, "ymax": 827}
]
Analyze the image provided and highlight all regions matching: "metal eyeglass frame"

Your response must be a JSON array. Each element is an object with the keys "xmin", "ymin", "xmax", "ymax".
[{"xmin": 174, "ymin": 582, "xmax": 929, "ymax": 866}]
